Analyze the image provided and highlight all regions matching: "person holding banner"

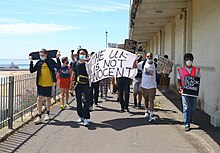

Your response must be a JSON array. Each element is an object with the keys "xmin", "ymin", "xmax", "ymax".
[
  {"xmin": 72, "ymin": 49, "xmax": 90, "ymax": 127},
  {"xmin": 177, "ymin": 53, "xmax": 200, "ymax": 132},
  {"xmin": 118, "ymin": 77, "xmax": 131, "ymax": 113},
  {"xmin": 133, "ymin": 54, "xmax": 143, "ymax": 108},
  {"xmin": 133, "ymin": 52, "xmax": 157, "ymax": 122},
  {"xmin": 29, "ymin": 48, "xmax": 61, "ymax": 124}
]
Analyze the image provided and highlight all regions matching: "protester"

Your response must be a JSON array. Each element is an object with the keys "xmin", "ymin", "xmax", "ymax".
[
  {"xmin": 72, "ymin": 48, "xmax": 90, "ymax": 127},
  {"xmin": 133, "ymin": 54, "xmax": 143, "ymax": 108},
  {"xmin": 57, "ymin": 57, "xmax": 73, "ymax": 109},
  {"xmin": 154, "ymin": 58, "xmax": 160, "ymax": 87},
  {"xmin": 160, "ymin": 55, "xmax": 170, "ymax": 92},
  {"xmin": 70, "ymin": 50, "xmax": 77, "ymax": 97},
  {"xmin": 133, "ymin": 52, "xmax": 157, "ymax": 122},
  {"xmin": 177, "ymin": 53, "xmax": 200, "ymax": 131},
  {"xmin": 88, "ymin": 52, "xmax": 100, "ymax": 108},
  {"xmin": 118, "ymin": 77, "xmax": 131, "ymax": 113},
  {"xmin": 29, "ymin": 48, "xmax": 61, "ymax": 124}
]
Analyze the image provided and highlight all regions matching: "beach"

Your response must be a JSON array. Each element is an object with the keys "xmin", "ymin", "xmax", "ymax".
[{"xmin": 0, "ymin": 70, "xmax": 29, "ymax": 77}]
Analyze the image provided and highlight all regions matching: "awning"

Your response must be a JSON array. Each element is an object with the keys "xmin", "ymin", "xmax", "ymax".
[{"xmin": 129, "ymin": 0, "xmax": 188, "ymax": 43}]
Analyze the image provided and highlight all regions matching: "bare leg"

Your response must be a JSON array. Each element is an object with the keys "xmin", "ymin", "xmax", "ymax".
[
  {"xmin": 65, "ymin": 88, "xmax": 70, "ymax": 104},
  {"xmin": 46, "ymin": 97, "xmax": 51, "ymax": 112},
  {"xmin": 37, "ymin": 96, "xmax": 43, "ymax": 115}
]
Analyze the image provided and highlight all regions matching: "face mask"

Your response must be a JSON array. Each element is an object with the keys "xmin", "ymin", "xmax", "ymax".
[
  {"xmin": 186, "ymin": 60, "xmax": 193, "ymax": 66},
  {"xmin": 66, "ymin": 61, "xmax": 69, "ymax": 65},
  {"xmin": 40, "ymin": 56, "xmax": 46, "ymax": 61},
  {"xmin": 147, "ymin": 59, "xmax": 153, "ymax": 63},
  {"xmin": 79, "ymin": 55, "xmax": 86, "ymax": 60}
]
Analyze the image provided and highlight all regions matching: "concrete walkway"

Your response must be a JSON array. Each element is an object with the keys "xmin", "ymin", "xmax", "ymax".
[{"xmin": 0, "ymin": 90, "xmax": 219, "ymax": 153}]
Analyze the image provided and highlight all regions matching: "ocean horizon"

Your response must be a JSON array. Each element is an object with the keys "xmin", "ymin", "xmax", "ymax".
[{"xmin": 0, "ymin": 58, "xmax": 29, "ymax": 69}]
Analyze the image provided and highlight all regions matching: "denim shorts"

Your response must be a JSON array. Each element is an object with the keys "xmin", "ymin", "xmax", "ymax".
[{"xmin": 37, "ymin": 85, "xmax": 52, "ymax": 97}]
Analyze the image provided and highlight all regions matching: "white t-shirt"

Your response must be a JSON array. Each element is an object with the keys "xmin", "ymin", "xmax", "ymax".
[{"xmin": 137, "ymin": 61, "xmax": 157, "ymax": 89}]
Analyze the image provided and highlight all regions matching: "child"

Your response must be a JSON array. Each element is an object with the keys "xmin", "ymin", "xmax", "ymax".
[{"xmin": 57, "ymin": 57, "xmax": 72, "ymax": 109}]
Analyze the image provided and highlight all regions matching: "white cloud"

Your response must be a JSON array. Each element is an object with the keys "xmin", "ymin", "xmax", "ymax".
[
  {"xmin": 0, "ymin": 17, "xmax": 20, "ymax": 23},
  {"xmin": 0, "ymin": 23, "xmax": 77, "ymax": 35}
]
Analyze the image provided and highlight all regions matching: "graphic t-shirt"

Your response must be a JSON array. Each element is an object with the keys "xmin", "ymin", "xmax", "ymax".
[
  {"xmin": 137, "ymin": 61, "xmax": 157, "ymax": 89},
  {"xmin": 59, "ymin": 66, "xmax": 71, "ymax": 78},
  {"xmin": 38, "ymin": 63, "xmax": 54, "ymax": 87}
]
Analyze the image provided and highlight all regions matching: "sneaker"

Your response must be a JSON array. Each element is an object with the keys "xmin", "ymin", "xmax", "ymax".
[
  {"xmin": 60, "ymin": 105, "xmax": 65, "ymax": 109},
  {"xmin": 89, "ymin": 106, "xmax": 93, "ymax": 111},
  {"xmin": 125, "ymin": 109, "xmax": 130, "ymax": 113},
  {"xmin": 34, "ymin": 117, "xmax": 42, "ymax": 124},
  {"xmin": 77, "ymin": 117, "xmax": 84, "ymax": 123},
  {"xmin": 149, "ymin": 116, "xmax": 156, "ymax": 122},
  {"xmin": 84, "ymin": 119, "xmax": 89, "ymax": 127},
  {"xmin": 144, "ymin": 112, "xmax": 149, "ymax": 118},
  {"xmin": 95, "ymin": 104, "xmax": 98, "ymax": 107},
  {"xmin": 44, "ymin": 114, "xmax": 50, "ymax": 121},
  {"xmin": 65, "ymin": 103, "xmax": 70, "ymax": 108},
  {"xmin": 185, "ymin": 126, "xmax": 190, "ymax": 132},
  {"xmin": 120, "ymin": 109, "xmax": 125, "ymax": 113}
]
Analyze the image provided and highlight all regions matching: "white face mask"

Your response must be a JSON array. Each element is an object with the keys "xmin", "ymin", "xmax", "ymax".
[
  {"xmin": 40, "ymin": 56, "xmax": 47, "ymax": 61},
  {"xmin": 147, "ymin": 59, "xmax": 153, "ymax": 63},
  {"xmin": 79, "ymin": 55, "xmax": 86, "ymax": 60},
  {"xmin": 186, "ymin": 60, "xmax": 193, "ymax": 66}
]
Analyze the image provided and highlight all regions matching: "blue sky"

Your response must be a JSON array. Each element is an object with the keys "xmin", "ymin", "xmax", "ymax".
[{"xmin": 0, "ymin": 0, "xmax": 129, "ymax": 59}]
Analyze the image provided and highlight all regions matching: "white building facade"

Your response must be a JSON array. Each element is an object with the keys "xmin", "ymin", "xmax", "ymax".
[{"xmin": 129, "ymin": 0, "xmax": 220, "ymax": 127}]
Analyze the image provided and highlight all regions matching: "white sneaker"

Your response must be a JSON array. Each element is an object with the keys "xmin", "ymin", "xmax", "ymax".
[
  {"xmin": 44, "ymin": 114, "xmax": 50, "ymax": 121},
  {"xmin": 77, "ymin": 117, "xmax": 84, "ymax": 123},
  {"xmin": 144, "ymin": 112, "xmax": 149, "ymax": 118},
  {"xmin": 84, "ymin": 119, "xmax": 89, "ymax": 127},
  {"xmin": 149, "ymin": 116, "xmax": 156, "ymax": 122},
  {"xmin": 34, "ymin": 117, "xmax": 42, "ymax": 124}
]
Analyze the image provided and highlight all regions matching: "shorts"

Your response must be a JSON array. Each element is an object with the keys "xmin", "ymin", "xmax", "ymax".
[
  {"xmin": 59, "ymin": 77, "xmax": 71, "ymax": 89},
  {"xmin": 141, "ymin": 87, "xmax": 156, "ymax": 102},
  {"xmin": 133, "ymin": 78, "xmax": 142, "ymax": 93},
  {"xmin": 37, "ymin": 85, "xmax": 52, "ymax": 97}
]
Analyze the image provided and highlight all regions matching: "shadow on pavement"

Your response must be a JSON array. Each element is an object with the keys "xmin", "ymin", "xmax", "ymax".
[
  {"xmin": 162, "ymin": 89, "xmax": 220, "ymax": 146},
  {"xmin": 0, "ymin": 109, "xmax": 63, "ymax": 153}
]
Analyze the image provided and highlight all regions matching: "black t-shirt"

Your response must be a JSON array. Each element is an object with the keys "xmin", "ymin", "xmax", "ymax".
[{"xmin": 72, "ymin": 61, "xmax": 88, "ymax": 78}]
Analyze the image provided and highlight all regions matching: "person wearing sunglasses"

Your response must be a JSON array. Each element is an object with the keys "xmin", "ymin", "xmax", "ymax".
[{"xmin": 133, "ymin": 52, "xmax": 157, "ymax": 122}]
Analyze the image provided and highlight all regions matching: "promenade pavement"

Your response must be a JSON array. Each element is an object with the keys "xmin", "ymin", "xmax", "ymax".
[{"xmin": 0, "ymin": 89, "xmax": 219, "ymax": 153}]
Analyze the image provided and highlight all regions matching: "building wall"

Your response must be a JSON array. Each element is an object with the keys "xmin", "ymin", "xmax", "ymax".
[
  {"xmin": 164, "ymin": 23, "xmax": 172, "ymax": 58},
  {"xmin": 192, "ymin": 0, "xmax": 220, "ymax": 115},
  {"xmin": 174, "ymin": 14, "xmax": 184, "ymax": 66}
]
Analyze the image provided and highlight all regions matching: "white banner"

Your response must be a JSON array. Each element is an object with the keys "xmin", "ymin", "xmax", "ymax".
[{"xmin": 86, "ymin": 48, "xmax": 137, "ymax": 83}]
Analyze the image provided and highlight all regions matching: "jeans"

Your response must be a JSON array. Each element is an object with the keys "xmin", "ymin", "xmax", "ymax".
[
  {"xmin": 90, "ymin": 81, "xmax": 99, "ymax": 106},
  {"xmin": 75, "ymin": 84, "xmax": 90, "ymax": 119},
  {"xmin": 118, "ymin": 77, "xmax": 130, "ymax": 110},
  {"xmin": 182, "ymin": 95, "xmax": 197, "ymax": 127}
]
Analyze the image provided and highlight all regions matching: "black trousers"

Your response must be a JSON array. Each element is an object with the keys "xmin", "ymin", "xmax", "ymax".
[
  {"xmin": 75, "ymin": 84, "xmax": 90, "ymax": 119},
  {"xmin": 118, "ymin": 77, "xmax": 130, "ymax": 110},
  {"xmin": 90, "ymin": 81, "xmax": 100, "ymax": 106}
]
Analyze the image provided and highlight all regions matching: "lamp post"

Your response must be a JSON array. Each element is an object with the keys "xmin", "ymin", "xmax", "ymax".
[{"xmin": 105, "ymin": 31, "xmax": 108, "ymax": 48}]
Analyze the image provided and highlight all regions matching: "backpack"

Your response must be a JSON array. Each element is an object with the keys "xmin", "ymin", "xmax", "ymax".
[
  {"xmin": 142, "ymin": 59, "xmax": 147, "ymax": 70},
  {"xmin": 59, "ymin": 66, "xmax": 71, "ymax": 78}
]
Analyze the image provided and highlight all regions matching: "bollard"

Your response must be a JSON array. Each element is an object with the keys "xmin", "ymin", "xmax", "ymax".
[{"xmin": 8, "ymin": 76, "xmax": 14, "ymax": 129}]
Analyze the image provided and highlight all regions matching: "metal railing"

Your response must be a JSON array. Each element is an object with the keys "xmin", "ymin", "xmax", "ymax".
[{"xmin": 0, "ymin": 73, "xmax": 60, "ymax": 130}]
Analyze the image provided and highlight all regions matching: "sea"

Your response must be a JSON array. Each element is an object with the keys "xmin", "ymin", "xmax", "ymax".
[{"xmin": 0, "ymin": 59, "xmax": 29, "ymax": 69}]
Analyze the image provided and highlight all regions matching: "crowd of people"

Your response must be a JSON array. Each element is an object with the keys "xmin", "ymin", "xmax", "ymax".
[{"xmin": 29, "ymin": 48, "xmax": 200, "ymax": 131}]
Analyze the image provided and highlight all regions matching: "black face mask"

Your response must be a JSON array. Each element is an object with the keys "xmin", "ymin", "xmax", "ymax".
[{"xmin": 66, "ymin": 61, "xmax": 69, "ymax": 65}]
